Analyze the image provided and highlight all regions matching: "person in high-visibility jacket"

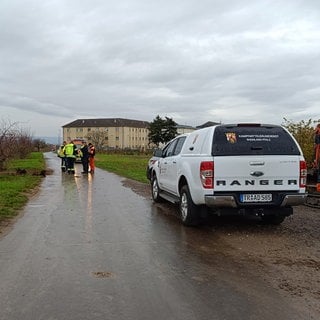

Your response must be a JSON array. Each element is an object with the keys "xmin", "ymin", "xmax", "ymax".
[
  {"xmin": 63, "ymin": 140, "xmax": 77, "ymax": 174},
  {"xmin": 57, "ymin": 141, "xmax": 67, "ymax": 172}
]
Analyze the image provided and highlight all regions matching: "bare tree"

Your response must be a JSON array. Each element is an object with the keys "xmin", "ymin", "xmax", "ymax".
[
  {"xmin": 86, "ymin": 129, "xmax": 106, "ymax": 152},
  {"xmin": 16, "ymin": 128, "xmax": 33, "ymax": 158},
  {"xmin": 0, "ymin": 119, "xmax": 33, "ymax": 170},
  {"xmin": 33, "ymin": 138, "xmax": 47, "ymax": 152},
  {"xmin": 0, "ymin": 120, "xmax": 17, "ymax": 170}
]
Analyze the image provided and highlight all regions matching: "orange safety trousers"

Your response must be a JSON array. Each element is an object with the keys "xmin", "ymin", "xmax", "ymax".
[{"xmin": 89, "ymin": 157, "xmax": 95, "ymax": 172}]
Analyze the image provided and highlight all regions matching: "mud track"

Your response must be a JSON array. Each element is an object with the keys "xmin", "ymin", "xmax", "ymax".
[{"xmin": 123, "ymin": 179, "xmax": 320, "ymax": 319}]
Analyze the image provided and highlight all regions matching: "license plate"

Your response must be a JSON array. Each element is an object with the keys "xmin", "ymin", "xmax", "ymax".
[{"xmin": 240, "ymin": 193, "xmax": 272, "ymax": 202}]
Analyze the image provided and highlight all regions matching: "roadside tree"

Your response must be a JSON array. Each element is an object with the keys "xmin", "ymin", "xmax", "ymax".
[
  {"xmin": 282, "ymin": 118, "xmax": 318, "ymax": 166},
  {"xmin": 148, "ymin": 115, "xmax": 177, "ymax": 147}
]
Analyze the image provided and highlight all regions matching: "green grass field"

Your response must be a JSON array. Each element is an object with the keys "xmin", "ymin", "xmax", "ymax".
[{"xmin": 95, "ymin": 153, "xmax": 150, "ymax": 184}]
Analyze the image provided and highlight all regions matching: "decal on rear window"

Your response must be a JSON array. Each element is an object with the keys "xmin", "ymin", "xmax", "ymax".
[
  {"xmin": 225, "ymin": 132, "xmax": 237, "ymax": 143},
  {"xmin": 238, "ymin": 134, "xmax": 279, "ymax": 142}
]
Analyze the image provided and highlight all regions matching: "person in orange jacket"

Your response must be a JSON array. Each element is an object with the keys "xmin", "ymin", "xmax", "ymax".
[{"xmin": 88, "ymin": 143, "xmax": 96, "ymax": 174}]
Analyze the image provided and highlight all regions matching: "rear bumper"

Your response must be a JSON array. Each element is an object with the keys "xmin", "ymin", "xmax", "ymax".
[{"xmin": 205, "ymin": 193, "xmax": 306, "ymax": 208}]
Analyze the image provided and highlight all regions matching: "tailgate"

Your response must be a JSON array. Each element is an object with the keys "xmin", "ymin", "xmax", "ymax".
[{"xmin": 214, "ymin": 155, "xmax": 301, "ymax": 192}]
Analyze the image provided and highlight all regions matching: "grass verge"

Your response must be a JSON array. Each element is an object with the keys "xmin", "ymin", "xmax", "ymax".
[
  {"xmin": 95, "ymin": 153, "xmax": 150, "ymax": 184},
  {"xmin": 0, "ymin": 152, "xmax": 45, "ymax": 219}
]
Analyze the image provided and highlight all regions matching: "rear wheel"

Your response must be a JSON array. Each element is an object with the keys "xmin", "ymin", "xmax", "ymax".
[{"xmin": 179, "ymin": 185, "xmax": 200, "ymax": 226}]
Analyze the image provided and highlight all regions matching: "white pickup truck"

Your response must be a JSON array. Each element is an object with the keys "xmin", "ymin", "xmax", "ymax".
[{"xmin": 149, "ymin": 123, "xmax": 307, "ymax": 226}]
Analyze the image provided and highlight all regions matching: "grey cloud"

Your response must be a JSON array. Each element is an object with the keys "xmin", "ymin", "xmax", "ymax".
[
  {"xmin": 1, "ymin": 0, "xmax": 320, "ymax": 136},
  {"xmin": 0, "ymin": 93, "xmax": 73, "ymax": 118}
]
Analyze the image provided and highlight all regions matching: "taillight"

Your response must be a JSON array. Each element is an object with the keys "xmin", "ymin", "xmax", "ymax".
[
  {"xmin": 300, "ymin": 160, "xmax": 307, "ymax": 188},
  {"xmin": 200, "ymin": 161, "xmax": 214, "ymax": 189}
]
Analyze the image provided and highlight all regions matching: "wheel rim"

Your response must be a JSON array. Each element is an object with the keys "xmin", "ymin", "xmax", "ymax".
[
  {"xmin": 180, "ymin": 192, "xmax": 188, "ymax": 221},
  {"xmin": 152, "ymin": 179, "xmax": 158, "ymax": 198}
]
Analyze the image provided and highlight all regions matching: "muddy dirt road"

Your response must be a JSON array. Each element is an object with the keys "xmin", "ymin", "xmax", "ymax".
[{"xmin": 0, "ymin": 152, "xmax": 319, "ymax": 320}]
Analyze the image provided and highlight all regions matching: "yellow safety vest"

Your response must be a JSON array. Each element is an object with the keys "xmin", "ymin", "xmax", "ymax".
[
  {"xmin": 58, "ymin": 146, "xmax": 65, "ymax": 157},
  {"xmin": 63, "ymin": 143, "xmax": 76, "ymax": 158}
]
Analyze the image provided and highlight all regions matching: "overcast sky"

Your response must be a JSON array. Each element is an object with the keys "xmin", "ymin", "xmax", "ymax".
[{"xmin": 1, "ymin": 0, "xmax": 320, "ymax": 138}]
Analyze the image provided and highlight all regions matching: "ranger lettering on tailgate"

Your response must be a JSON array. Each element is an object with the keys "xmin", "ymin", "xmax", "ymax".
[{"xmin": 216, "ymin": 179, "xmax": 298, "ymax": 186}]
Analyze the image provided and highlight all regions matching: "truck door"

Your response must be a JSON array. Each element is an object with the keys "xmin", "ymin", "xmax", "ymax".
[
  {"xmin": 161, "ymin": 136, "xmax": 187, "ymax": 194},
  {"xmin": 158, "ymin": 139, "xmax": 178, "ymax": 192}
]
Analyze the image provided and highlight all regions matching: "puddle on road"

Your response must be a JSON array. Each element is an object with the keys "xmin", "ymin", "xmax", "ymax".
[
  {"xmin": 92, "ymin": 271, "xmax": 115, "ymax": 279},
  {"xmin": 28, "ymin": 204, "xmax": 46, "ymax": 208}
]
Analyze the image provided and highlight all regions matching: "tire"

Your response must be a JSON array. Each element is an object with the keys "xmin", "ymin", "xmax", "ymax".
[
  {"xmin": 261, "ymin": 215, "xmax": 285, "ymax": 225},
  {"xmin": 151, "ymin": 176, "xmax": 163, "ymax": 203},
  {"xmin": 179, "ymin": 185, "xmax": 200, "ymax": 226}
]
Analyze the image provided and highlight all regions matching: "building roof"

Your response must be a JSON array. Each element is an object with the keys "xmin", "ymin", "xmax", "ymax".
[
  {"xmin": 196, "ymin": 121, "xmax": 220, "ymax": 129},
  {"xmin": 176, "ymin": 124, "xmax": 196, "ymax": 129},
  {"xmin": 62, "ymin": 118, "xmax": 150, "ymax": 128}
]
